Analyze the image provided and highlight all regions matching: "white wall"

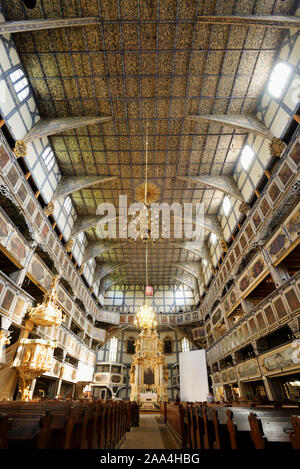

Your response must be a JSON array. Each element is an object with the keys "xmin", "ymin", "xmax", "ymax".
[{"xmin": 179, "ymin": 349, "xmax": 209, "ymax": 402}]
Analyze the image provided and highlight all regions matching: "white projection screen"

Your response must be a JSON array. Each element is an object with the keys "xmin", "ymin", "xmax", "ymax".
[{"xmin": 179, "ymin": 350, "xmax": 209, "ymax": 402}]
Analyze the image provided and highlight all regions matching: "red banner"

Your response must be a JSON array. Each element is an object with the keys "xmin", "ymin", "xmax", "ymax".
[{"xmin": 145, "ymin": 286, "xmax": 153, "ymax": 296}]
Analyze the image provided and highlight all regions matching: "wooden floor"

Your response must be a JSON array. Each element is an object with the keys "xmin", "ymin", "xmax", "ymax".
[{"xmin": 120, "ymin": 414, "xmax": 180, "ymax": 449}]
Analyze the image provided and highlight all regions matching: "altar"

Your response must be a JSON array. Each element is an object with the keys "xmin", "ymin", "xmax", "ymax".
[{"xmin": 140, "ymin": 392, "xmax": 157, "ymax": 403}]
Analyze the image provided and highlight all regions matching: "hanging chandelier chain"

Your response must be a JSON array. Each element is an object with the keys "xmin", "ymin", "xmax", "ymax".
[{"xmin": 144, "ymin": 122, "xmax": 149, "ymax": 206}]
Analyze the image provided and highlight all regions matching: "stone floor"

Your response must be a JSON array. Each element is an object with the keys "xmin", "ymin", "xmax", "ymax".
[{"xmin": 120, "ymin": 414, "xmax": 180, "ymax": 449}]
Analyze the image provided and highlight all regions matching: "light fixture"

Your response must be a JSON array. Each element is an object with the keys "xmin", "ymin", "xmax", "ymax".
[
  {"xmin": 130, "ymin": 122, "xmax": 161, "ymax": 244},
  {"xmin": 268, "ymin": 62, "xmax": 291, "ymax": 98},
  {"xmin": 134, "ymin": 243, "xmax": 157, "ymax": 330}
]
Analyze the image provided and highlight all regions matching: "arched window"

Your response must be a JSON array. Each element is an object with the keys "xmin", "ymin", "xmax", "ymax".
[
  {"xmin": 9, "ymin": 69, "xmax": 29, "ymax": 103},
  {"xmin": 181, "ymin": 337, "xmax": 190, "ymax": 353},
  {"xmin": 127, "ymin": 337, "xmax": 135, "ymax": 354},
  {"xmin": 163, "ymin": 337, "xmax": 172, "ymax": 354},
  {"xmin": 108, "ymin": 337, "xmax": 118, "ymax": 363}
]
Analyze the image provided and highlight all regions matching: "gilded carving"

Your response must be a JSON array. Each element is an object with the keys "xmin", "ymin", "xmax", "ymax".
[
  {"xmin": 44, "ymin": 202, "xmax": 55, "ymax": 217},
  {"xmin": 13, "ymin": 140, "xmax": 27, "ymax": 158},
  {"xmin": 268, "ymin": 137, "xmax": 286, "ymax": 158}
]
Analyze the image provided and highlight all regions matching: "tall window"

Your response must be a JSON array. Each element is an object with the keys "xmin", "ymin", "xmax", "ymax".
[
  {"xmin": 222, "ymin": 196, "xmax": 231, "ymax": 216},
  {"xmin": 240, "ymin": 145, "xmax": 254, "ymax": 171},
  {"xmin": 268, "ymin": 62, "xmax": 291, "ymax": 98},
  {"xmin": 181, "ymin": 337, "xmax": 190, "ymax": 353},
  {"xmin": 42, "ymin": 147, "xmax": 55, "ymax": 171},
  {"xmin": 10, "ymin": 69, "xmax": 29, "ymax": 103},
  {"xmin": 108, "ymin": 337, "xmax": 118, "ymax": 363},
  {"xmin": 63, "ymin": 196, "xmax": 72, "ymax": 214}
]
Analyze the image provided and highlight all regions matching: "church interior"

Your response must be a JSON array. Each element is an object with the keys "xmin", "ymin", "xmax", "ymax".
[{"xmin": 0, "ymin": 0, "xmax": 300, "ymax": 452}]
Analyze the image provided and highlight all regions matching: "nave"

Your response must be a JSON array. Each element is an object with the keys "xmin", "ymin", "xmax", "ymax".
[{"xmin": 120, "ymin": 414, "xmax": 179, "ymax": 450}]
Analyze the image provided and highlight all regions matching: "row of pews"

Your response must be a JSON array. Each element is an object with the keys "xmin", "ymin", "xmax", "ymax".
[
  {"xmin": 161, "ymin": 401, "xmax": 300, "ymax": 449},
  {"xmin": 0, "ymin": 399, "xmax": 134, "ymax": 449}
]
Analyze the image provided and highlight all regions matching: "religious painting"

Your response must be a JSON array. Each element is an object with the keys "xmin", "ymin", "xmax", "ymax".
[
  {"xmin": 228, "ymin": 368, "xmax": 236, "ymax": 382},
  {"xmin": 13, "ymin": 297, "xmax": 25, "ymax": 319},
  {"xmin": 41, "ymin": 223, "xmax": 49, "ymax": 241},
  {"xmin": 278, "ymin": 163, "xmax": 293, "ymax": 186},
  {"xmin": 31, "ymin": 259, "xmax": 44, "ymax": 282},
  {"xmin": 224, "ymin": 299, "xmax": 229, "ymax": 312},
  {"xmin": 269, "ymin": 234, "xmax": 286, "ymax": 257},
  {"xmin": 273, "ymin": 297, "xmax": 288, "ymax": 321},
  {"xmin": 239, "ymin": 275, "xmax": 250, "ymax": 292},
  {"xmin": 161, "ymin": 315, "xmax": 167, "ymax": 323},
  {"xmin": 128, "ymin": 315, "xmax": 134, "ymax": 323},
  {"xmin": 10, "ymin": 235, "xmax": 26, "ymax": 261},
  {"xmin": 256, "ymin": 312, "xmax": 266, "ymax": 330},
  {"xmin": 176, "ymin": 315, "xmax": 183, "ymax": 323},
  {"xmin": 264, "ymin": 305, "xmax": 276, "ymax": 326},
  {"xmin": 230, "ymin": 290, "xmax": 236, "ymax": 305},
  {"xmin": 111, "ymin": 375, "xmax": 121, "ymax": 383},
  {"xmin": 192, "ymin": 312, "xmax": 198, "ymax": 320},
  {"xmin": 237, "ymin": 359, "xmax": 260, "ymax": 379},
  {"xmin": 120, "ymin": 315, "xmax": 126, "ymax": 323},
  {"xmin": 212, "ymin": 309, "xmax": 221, "ymax": 326},
  {"xmin": 240, "ymin": 235, "xmax": 247, "ymax": 249},
  {"xmin": 284, "ymin": 288, "xmax": 300, "ymax": 314},
  {"xmin": 245, "ymin": 223, "xmax": 254, "ymax": 240},
  {"xmin": 144, "ymin": 367, "xmax": 154, "ymax": 385},
  {"xmin": 259, "ymin": 198, "xmax": 271, "ymax": 218},
  {"xmin": 234, "ymin": 244, "xmax": 241, "ymax": 258},
  {"xmin": 17, "ymin": 183, "xmax": 28, "ymax": 203},
  {"xmin": 221, "ymin": 371, "xmax": 227, "ymax": 383},
  {"xmin": 0, "ymin": 215, "xmax": 9, "ymax": 238},
  {"xmin": 259, "ymin": 345, "xmax": 295, "ymax": 374},
  {"xmin": 1, "ymin": 289, "xmax": 15, "ymax": 312},
  {"xmin": 286, "ymin": 211, "xmax": 300, "ymax": 235},
  {"xmin": 0, "ymin": 145, "xmax": 9, "ymax": 168},
  {"xmin": 34, "ymin": 211, "xmax": 43, "ymax": 229},
  {"xmin": 290, "ymin": 143, "xmax": 300, "ymax": 167},
  {"xmin": 251, "ymin": 258, "xmax": 265, "ymax": 279},
  {"xmin": 230, "ymin": 252, "xmax": 235, "ymax": 266},
  {"xmin": 26, "ymin": 198, "xmax": 36, "ymax": 217},
  {"xmin": 185, "ymin": 313, "xmax": 190, "ymax": 322},
  {"xmin": 7, "ymin": 166, "xmax": 19, "ymax": 187},
  {"xmin": 252, "ymin": 211, "xmax": 262, "ymax": 229},
  {"xmin": 268, "ymin": 181, "xmax": 280, "ymax": 203}
]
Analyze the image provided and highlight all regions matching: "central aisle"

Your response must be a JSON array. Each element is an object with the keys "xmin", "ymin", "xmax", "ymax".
[{"xmin": 120, "ymin": 414, "xmax": 179, "ymax": 449}]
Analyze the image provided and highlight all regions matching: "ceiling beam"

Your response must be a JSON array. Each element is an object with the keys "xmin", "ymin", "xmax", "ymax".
[
  {"xmin": 83, "ymin": 240, "xmax": 124, "ymax": 264},
  {"xmin": 71, "ymin": 214, "xmax": 119, "ymax": 237},
  {"xmin": 51, "ymin": 175, "xmax": 117, "ymax": 203},
  {"xmin": 173, "ymin": 241, "xmax": 212, "ymax": 262},
  {"xmin": 0, "ymin": 17, "xmax": 100, "ymax": 35},
  {"xmin": 177, "ymin": 174, "xmax": 245, "ymax": 202},
  {"xmin": 196, "ymin": 14, "xmax": 300, "ymax": 29},
  {"xmin": 175, "ymin": 262, "xmax": 201, "ymax": 279},
  {"xmin": 187, "ymin": 114, "xmax": 273, "ymax": 139},
  {"xmin": 173, "ymin": 213, "xmax": 222, "ymax": 237},
  {"xmin": 171, "ymin": 275, "xmax": 196, "ymax": 291},
  {"xmin": 93, "ymin": 263, "xmax": 128, "ymax": 284},
  {"xmin": 23, "ymin": 116, "xmax": 112, "ymax": 143}
]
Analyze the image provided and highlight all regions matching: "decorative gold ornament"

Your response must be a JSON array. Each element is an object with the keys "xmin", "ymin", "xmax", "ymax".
[
  {"xmin": 44, "ymin": 202, "xmax": 55, "ymax": 217},
  {"xmin": 89, "ymin": 286, "xmax": 93, "ymax": 293},
  {"xmin": 268, "ymin": 138, "xmax": 286, "ymax": 158},
  {"xmin": 220, "ymin": 239, "xmax": 228, "ymax": 252},
  {"xmin": 65, "ymin": 238, "xmax": 74, "ymax": 253},
  {"xmin": 239, "ymin": 202, "xmax": 250, "ymax": 215},
  {"xmin": 78, "ymin": 264, "xmax": 84, "ymax": 275},
  {"xmin": 13, "ymin": 338, "xmax": 55, "ymax": 401},
  {"xmin": 28, "ymin": 275, "xmax": 65, "ymax": 327},
  {"xmin": 13, "ymin": 140, "xmax": 27, "ymax": 158},
  {"xmin": 135, "ymin": 299, "xmax": 157, "ymax": 330},
  {"xmin": 135, "ymin": 181, "xmax": 160, "ymax": 205}
]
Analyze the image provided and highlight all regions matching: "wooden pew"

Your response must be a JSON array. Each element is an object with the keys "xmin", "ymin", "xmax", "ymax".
[{"xmin": 165, "ymin": 403, "xmax": 185, "ymax": 448}]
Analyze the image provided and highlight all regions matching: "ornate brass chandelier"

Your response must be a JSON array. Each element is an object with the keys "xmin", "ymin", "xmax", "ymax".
[
  {"xmin": 134, "ymin": 243, "xmax": 157, "ymax": 330},
  {"xmin": 130, "ymin": 123, "xmax": 164, "ymax": 244}
]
